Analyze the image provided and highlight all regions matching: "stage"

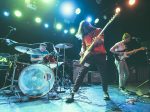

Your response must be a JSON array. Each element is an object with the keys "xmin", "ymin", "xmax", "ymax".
[{"xmin": 0, "ymin": 84, "xmax": 150, "ymax": 112}]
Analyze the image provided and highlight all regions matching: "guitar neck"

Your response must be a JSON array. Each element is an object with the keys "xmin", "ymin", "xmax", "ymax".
[
  {"xmin": 126, "ymin": 48, "xmax": 143, "ymax": 56},
  {"xmin": 86, "ymin": 13, "xmax": 119, "ymax": 52}
]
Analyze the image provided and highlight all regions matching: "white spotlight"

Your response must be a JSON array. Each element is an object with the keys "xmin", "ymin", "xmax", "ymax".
[
  {"xmin": 94, "ymin": 18, "xmax": 99, "ymax": 24},
  {"xmin": 70, "ymin": 28, "xmax": 75, "ymax": 34},
  {"xmin": 60, "ymin": 2, "xmax": 74, "ymax": 17},
  {"xmin": 75, "ymin": 8, "xmax": 81, "ymax": 15}
]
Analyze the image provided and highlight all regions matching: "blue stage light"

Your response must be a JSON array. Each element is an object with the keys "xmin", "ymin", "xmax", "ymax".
[
  {"xmin": 86, "ymin": 16, "xmax": 92, "ymax": 23},
  {"xmin": 3, "ymin": 11, "xmax": 10, "ymax": 17}
]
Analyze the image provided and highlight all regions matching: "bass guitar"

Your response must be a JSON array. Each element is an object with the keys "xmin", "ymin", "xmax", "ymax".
[{"xmin": 79, "ymin": 12, "xmax": 120, "ymax": 64}]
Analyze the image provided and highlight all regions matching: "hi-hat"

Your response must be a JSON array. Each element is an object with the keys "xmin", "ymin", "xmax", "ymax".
[{"xmin": 55, "ymin": 43, "xmax": 73, "ymax": 49}]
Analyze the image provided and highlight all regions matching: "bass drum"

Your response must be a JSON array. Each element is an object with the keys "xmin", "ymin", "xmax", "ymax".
[{"xmin": 18, "ymin": 64, "xmax": 55, "ymax": 98}]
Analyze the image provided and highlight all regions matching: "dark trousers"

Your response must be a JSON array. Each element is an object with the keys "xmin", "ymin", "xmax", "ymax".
[{"xmin": 73, "ymin": 54, "xmax": 108, "ymax": 93}]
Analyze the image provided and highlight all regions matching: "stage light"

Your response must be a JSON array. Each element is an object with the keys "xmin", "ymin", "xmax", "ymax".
[
  {"xmin": 129, "ymin": 0, "xmax": 136, "ymax": 6},
  {"xmin": 44, "ymin": 23, "xmax": 49, "ymax": 28},
  {"xmin": 60, "ymin": 2, "xmax": 74, "ymax": 17},
  {"xmin": 70, "ymin": 28, "xmax": 75, "ymax": 34},
  {"xmin": 94, "ymin": 18, "xmax": 99, "ymax": 24},
  {"xmin": 14, "ymin": 10, "xmax": 22, "ymax": 17},
  {"xmin": 3, "ymin": 11, "xmax": 10, "ymax": 17},
  {"xmin": 35, "ymin": 17, "xmax": 42, "ymax": 23},
  {"xmin": 86, "ymin": 16, "xmax": 92, "ymax": 23},
  {"xmin": 56, "ymin": 23, "xmax": 62, "ymax": 30},
  {"xmin": 64, "ymin": 29, "xmax": 68, "ymax": 34},
  {"xmin": 75, "ymin": 8, "xmax": 81, "ymax": 15},
  {"xmin": 115, "ymin": 7, "xmax": 121, "ymax": 14}
]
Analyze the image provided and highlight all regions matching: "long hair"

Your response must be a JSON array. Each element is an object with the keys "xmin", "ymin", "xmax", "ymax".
[{"xmin": 75, "ymin": 20, "xmax": 96, "ymax": 40}]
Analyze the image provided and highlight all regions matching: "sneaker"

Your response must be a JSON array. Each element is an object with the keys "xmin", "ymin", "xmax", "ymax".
[
  {"xmin": 120, "ymin": 88, "xmax": 129, "ymax": 95},
  {"xmin": 103, "ymin": 92, "xmax": 110, "ymax": 100},
  {"xmin": 65, "ymin": 92, "xmax": 74, "ymax": 103}
]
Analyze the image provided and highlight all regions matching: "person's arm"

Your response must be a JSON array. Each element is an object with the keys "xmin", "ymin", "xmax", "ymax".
[
  {"xmin": 110, "ymin": 43, "xmax": 124, "ymax": 56},
  {"xmin": 79, "ymin": 40, "xmax": 86, "ymax": 56},
  {"xmin": 30, "ymin": 55, "xmax": 43, "ymax": 62}
]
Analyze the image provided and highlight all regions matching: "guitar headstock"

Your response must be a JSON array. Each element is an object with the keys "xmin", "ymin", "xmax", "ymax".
[{"xmin": 108, "ymin": 8, "xmax": 121, "ymax": 24}]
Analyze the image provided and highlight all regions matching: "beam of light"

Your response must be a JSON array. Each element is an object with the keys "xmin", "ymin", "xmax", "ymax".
[
  {"xmin": 35, "ymin": 17, "xmax": 42, "ymax": 23},
  {"xmin": 129, "ymin": 0, "xmax": 136, "ymax": 6},
  {"xmin": 56, "ymin": 23, "xmax": 62, "ymax": 30},
  {"xmin": 60, "ymin": 2, "xmax": 74, "ymax": 17},
  {"xmin": 44, "ymin": 23, "xmax": 49, "ymax": 28},
  {"xmin": 75, "ymin": 8, "xmax": 81, "ymax": 15},
  {"xmin": 14, "ymin": 10, "xmax": 22, "ymax": 17},
  {"xmin": 86, "ymin": 16, "xmax": 92, "ymax": 23},
  {"xmin": 70, "ymin": 28, "xmax": 75, "ymax": 34},
  {"xmin": 94, "ymin": 18, "xmax": 99, "ymax": 24},
  {"xmin": 64, "ymin": 29, "xmax": 68, "ymax": 34},
  {"xmin": 115, "ymin": 7, "xmax": 121, "ymax": 14},
  {"xmin": 3, "ymin": 11, "xmax": 10, "ymax": 17},
  {"xmin": 42, "ymin": 0, "xmax": 54, "ymax": 4},
  {"xmin": 103, "ymin": 15, "xmax": 107, "ymax": 20}
]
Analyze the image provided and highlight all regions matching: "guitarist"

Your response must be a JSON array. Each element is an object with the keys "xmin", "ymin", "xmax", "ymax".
[
  {"xmin": 66, "ymin": 20, "xmax": 109, "ymax": 103},
  {"xmin": 110, "ymin": 33, "xmax": 132, "ymax": 94}
]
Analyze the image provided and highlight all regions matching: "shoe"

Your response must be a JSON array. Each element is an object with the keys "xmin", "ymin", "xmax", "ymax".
[
  {"xmin": 120, "ymin": 88, "xmax": 129, "ymax": 95},
  {"xmin": 65, "ymin": 92, "xmax": 74, "ymax": 103},
  {"xmin": 103, "ymin": 92, "xmax": 110, "ymax": 100}
]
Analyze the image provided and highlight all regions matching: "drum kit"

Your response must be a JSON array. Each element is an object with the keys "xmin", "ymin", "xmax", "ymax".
[{"xmin": 0, "ymin": 39, "xmax": 73, "ymax": 99}]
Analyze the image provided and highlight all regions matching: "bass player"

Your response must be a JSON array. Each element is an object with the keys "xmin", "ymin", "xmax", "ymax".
[{"xmin": 66, "ymin": 20, "xmax": 110, "ymax": 103}]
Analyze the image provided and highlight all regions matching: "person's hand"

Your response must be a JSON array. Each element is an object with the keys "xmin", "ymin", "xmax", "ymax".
[
  {"xmin": 93, "ymin": 36, "xmax": 104, "ymax": 45},
  {"xmin": 79, "ymin": 51, "xmax": 84, "ymax": 57}
]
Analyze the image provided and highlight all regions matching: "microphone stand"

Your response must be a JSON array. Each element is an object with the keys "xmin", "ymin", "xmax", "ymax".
[{"xmin": 5, "ymin": 27, "xmax": 15, "ymax": 39}]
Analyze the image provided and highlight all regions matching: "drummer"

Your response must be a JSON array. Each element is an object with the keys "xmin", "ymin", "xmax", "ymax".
[{"xmin": 30, "ymin": 43, "xmax": 49, "ymax": 63}]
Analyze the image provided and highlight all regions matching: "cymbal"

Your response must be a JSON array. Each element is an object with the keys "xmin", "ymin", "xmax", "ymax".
[
  {"xmin": 15, "ymin": 46, "xmax": 33, "ymax": 54},
  {"xmin": 55, "ymin": 43, "xmax": 73, "ymax": 49},
  {"xmin": 15, "ymin": 46, "xmax": 47, "ymax": 55}
]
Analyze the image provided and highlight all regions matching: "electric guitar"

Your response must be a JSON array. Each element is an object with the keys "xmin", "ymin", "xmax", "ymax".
[
  {"xmin": 79, "ymin": 12, "xmax": 120, "ymax": 64},
  {"xmin": 114, "ymin": 47, "xmax": 146, "ymax": 61}
]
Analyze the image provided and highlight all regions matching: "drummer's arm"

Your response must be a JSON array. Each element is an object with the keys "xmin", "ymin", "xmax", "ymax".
[{"xmin": 30, "ymin": 56, "xmax": 43, "ymax": 62}]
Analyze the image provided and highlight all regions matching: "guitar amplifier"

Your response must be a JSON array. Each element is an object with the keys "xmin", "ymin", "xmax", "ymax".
[
  {"xmin": 73, "ymin": 60, "xmax": 101, "ymax": 84},
  {"xmin": 88, "ymin": 71, "xmax": 101, "ymax": 84}
]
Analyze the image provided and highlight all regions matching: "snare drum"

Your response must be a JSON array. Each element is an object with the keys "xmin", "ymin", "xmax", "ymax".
[
  {"xmin": 18, "ymin": 64, "xmax": 55, "ymax": 98},
  {"xmin": 43, "ymin": 55, "xmax": 57, "ymax": 69}
]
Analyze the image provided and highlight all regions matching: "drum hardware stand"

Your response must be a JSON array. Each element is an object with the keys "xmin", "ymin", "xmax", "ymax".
[
  {"xmin": 59, "ymin": 47, "xmax": 71, "ymax": 91},
  {"xmin": 54, "ymin": 48, "xmax": 65, "ymax": 93},
  {"xmin": 47, "ymin": 51, "xmax": 61, "ymax": 100},
  {"xmin": 0, "ymin": 54, "xmax": 21, "ymax": 99}
]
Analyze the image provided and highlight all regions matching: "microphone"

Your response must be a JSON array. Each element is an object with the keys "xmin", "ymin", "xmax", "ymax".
[{"xmin": 8, "ymin": 26, "xmax": 16, "ymax": 31}]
